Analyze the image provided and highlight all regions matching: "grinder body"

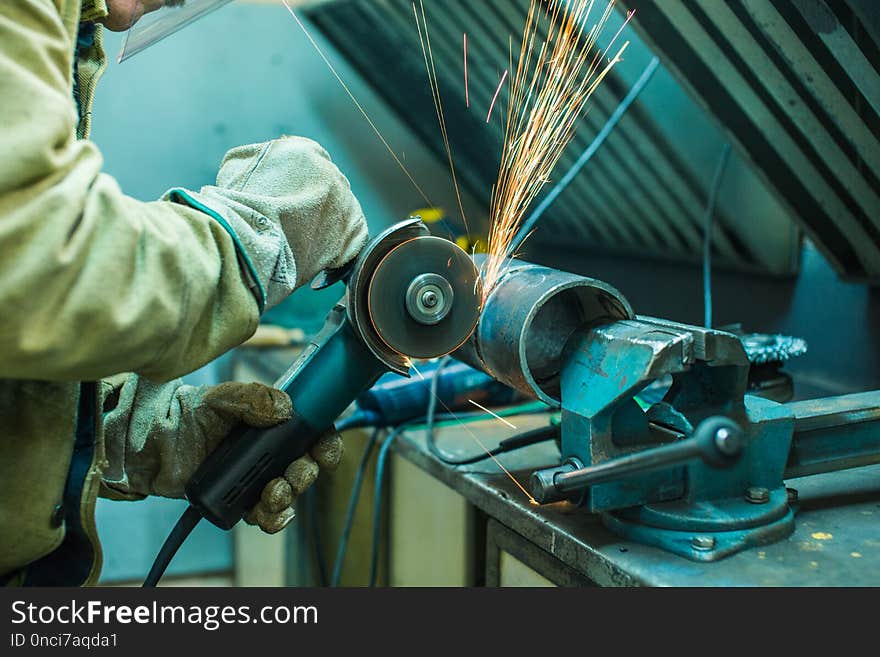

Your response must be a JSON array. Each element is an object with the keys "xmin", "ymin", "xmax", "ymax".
[
  {"xmin": 185, "ymin": 305, "xmax": 385, "ymax": 529},
  {"xmin": 183, "ymin": 219, "xmax": 481, "ymax": 530}
]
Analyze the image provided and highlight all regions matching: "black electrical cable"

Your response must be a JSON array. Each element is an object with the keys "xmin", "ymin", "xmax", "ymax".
[
  {"xmin": 143, "ymin": 505, "xmax": 202, "ymax": 587},
  {"xmin": 145, "ymin": 426, "xmax": 382, "ymax": 588},
  {"xmin": 357, "ymin": 355, "xmax": 557, "ymax": 585},
  {"xmin": 306, "ymin": 488, "xmax": 328, "ymax": 587},
  {"xmin": 422, "ymin": 356, "xmax": 554, "ymax": 465},
  {"xmin": 433, "ymin": 425, "xmax": 560, "ymax": 466},
  {"xmin": 369, "ymin": 424, "xmax": 408, "ymax": 587},
  {"xmin": 424, "ymin": 355, "xmax": 453, "ymax": 462},
  {"xmin": 330, "ymin": 426, "xmax": 381, "ymax": 586}
]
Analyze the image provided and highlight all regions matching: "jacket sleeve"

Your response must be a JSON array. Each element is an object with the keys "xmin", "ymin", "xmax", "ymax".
[{"xmin": 0, "ymin": 1, "xmax": 260, "ymax": 383}]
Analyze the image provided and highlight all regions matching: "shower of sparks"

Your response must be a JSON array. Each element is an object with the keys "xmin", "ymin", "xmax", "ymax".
[
  {"xmin": 464, "ymin": 33, "xmax": 470, "ymax": 108},
  {"xmin": 482, "ymin": 0, "xmax": 632, "ymax": 297},
  {"xmin": 280, "ymin": 0, "xmax": 432, "ymax": 207},
  {"xmin": 486, "ymin": 69, "xmax": 509, "ymax": 123},
  {"xmin": 413, "ymin": 0, "xmax": 471, "ymax": 236},
  {"xmin": 468, "ymin": 399, "xmax": 517, "ymax": 429}
]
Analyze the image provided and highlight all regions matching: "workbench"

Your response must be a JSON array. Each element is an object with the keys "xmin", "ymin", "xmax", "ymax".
[{"xmin": 392, "ymin": 412, "xmax": 880, "ymax": 586}]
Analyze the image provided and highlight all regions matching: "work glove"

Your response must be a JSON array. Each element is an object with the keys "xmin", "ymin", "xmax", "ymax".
[
  {"xmin": 100, "ymin": 375, "xmax": 343, "ymax": 533},
  {"xmin": 166, "ymin": 136, "xmax": 369, "ymax": 310}
]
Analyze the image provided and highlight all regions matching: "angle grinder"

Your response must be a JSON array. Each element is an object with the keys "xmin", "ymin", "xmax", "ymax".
[{"xmin": 145, "ymin": 219, "xmax": 481, "ymax": 585}]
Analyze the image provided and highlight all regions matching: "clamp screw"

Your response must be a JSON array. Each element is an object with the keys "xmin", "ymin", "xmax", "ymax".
[
  {"xmin": 692, "ymin": 535, "xmax": 716, "ymax": 551},
  {"xmin": 745, "ymin": 486, "xmax": 770, "ymax": 504}
]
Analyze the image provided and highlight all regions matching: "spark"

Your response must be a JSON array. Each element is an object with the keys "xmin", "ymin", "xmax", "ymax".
[
  {"xmin": 486, "ymin": 69, "xmax": 509, "ymax": 123},
  {"xmin": 426, "ymin": 380, "xmax": 538, "ymax": 506},
  {"xmin": 468, "ymin": 399, "xmax": 517, "ymax": 429},
  {"xmin": 279, "ymin": 0, "xmax": 432, "ymax": 207},
  {"xmin": 604, "ymin": 9, "xmax": 636, "ymax": 57},
  {"xmin": 482, "ymin": 0, "xmax": 631, "ymax": 297},
  {"xmin": 417, "ymin": 363, "xmax": 532, "ymax": 503},
  {"xmin": 461, "ymin": 422, "xmax": 536, "ymax": 504},
  {"xmin": 413, "ymin": 1, "xmax": 471, "ymax": 236},
  {"xmin": 433, "ymin": 396, "xmax": 537, "ymax": 504},
  {"xmin": 464, "ymin": 33, "xmax": 470, "ymax": 108},
  {"xmin": 411, "ymin": 362, "xmax": 426, "ymax": 380}
]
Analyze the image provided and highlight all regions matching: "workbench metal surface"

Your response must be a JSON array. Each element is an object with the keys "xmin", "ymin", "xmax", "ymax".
[{"xmin": 392, "ymin": 413, "xmax": 880, "ymax": 586}]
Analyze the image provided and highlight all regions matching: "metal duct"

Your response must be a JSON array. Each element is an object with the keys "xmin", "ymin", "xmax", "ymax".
[
  {"xmin": 303, "ymin": 0, "xmax": 822, "ymax": 276},
  {"xmin": 618, "ymin": 0, "xmax": 880, "ymax": 280}
]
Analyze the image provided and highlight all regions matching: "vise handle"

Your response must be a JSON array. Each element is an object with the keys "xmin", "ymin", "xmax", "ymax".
[{"xmin": 530, "ymin": 416, "xmax": 743, "ymax": 504}]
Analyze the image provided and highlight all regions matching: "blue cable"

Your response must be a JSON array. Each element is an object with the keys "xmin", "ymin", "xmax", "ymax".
[
  {"xmin": 702, "ymin": 143, "xmax": 732, "ymax": 329},
  {"xmin": 335, "ymin": 410, "xmax": 382, "ymax": 432}
]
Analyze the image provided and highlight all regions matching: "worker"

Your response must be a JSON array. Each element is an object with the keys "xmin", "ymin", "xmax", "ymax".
[{"xmin": 0, "ymin": 1, "xmax": 368, "ymax": 585}]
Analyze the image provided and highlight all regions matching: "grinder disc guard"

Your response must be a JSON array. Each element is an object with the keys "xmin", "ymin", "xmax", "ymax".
[{"xmin": 367, "ymin": 236, "xmax": 481, "ymax": 359}]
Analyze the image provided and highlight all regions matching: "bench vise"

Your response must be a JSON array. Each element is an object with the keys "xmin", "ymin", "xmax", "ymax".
[{"xmin": 457, "ymin": 258, "xmax": 880, "ymax": 561}]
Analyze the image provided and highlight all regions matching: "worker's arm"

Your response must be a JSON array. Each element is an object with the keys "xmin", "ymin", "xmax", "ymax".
[{"xmin": 0, "ymin": 2, "xmax": 367, "ymax": 382}]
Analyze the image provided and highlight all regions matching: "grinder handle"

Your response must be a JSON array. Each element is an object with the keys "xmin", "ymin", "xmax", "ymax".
[{"xmin": 185, "ymin": 305, "xmax": 388, "ymax": 529}]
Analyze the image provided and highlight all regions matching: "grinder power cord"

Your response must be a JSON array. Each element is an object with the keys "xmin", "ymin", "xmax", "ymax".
[{"xmin": 144, "ymin": 219, "xmax": 482, "ymax": 586}]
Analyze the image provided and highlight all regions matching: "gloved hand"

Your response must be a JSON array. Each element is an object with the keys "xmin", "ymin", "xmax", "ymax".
[
  {"xmin": 101, "ymin": 375, "xmax": 343, "ymax": 533},
  {"xmin": 165, "ymin": 136, "xmax": 369, "ymax": 310}
]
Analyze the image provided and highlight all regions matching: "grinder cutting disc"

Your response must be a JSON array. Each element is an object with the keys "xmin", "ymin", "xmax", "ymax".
[{"xmin": 367, "ymin": 236, "xmax": 481, "ymax": 359}]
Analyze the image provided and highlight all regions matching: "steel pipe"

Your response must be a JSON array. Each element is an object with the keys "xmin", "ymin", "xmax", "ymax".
[{"xmin": 455, "ymin": 258, "xmax": 633, "ymax": 405}]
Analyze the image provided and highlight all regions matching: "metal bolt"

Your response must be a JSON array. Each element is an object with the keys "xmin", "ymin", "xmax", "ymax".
[
  {"xmin": 421, "ymin": 290, "xmax": 439, "ymax": 308},
  {"xmin": 786, "ymin": 487, "xmax": 799, "ymax": 504},
  {"xmin": 692, "ymin": 535, "xmax": 716, "ymax": 551},
  {"xmin": 745, "ymin": 486, "xmax": 770, "ymax": 504}
]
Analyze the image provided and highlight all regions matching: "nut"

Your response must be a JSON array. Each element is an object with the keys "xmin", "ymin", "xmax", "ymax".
[
  {"xmin": 746, "ymin": 486, "xmax": 770, "ymax": 504},
  {"xmin": 692, "ymin": 535, "xmax": 716, "ymax": 551}
]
